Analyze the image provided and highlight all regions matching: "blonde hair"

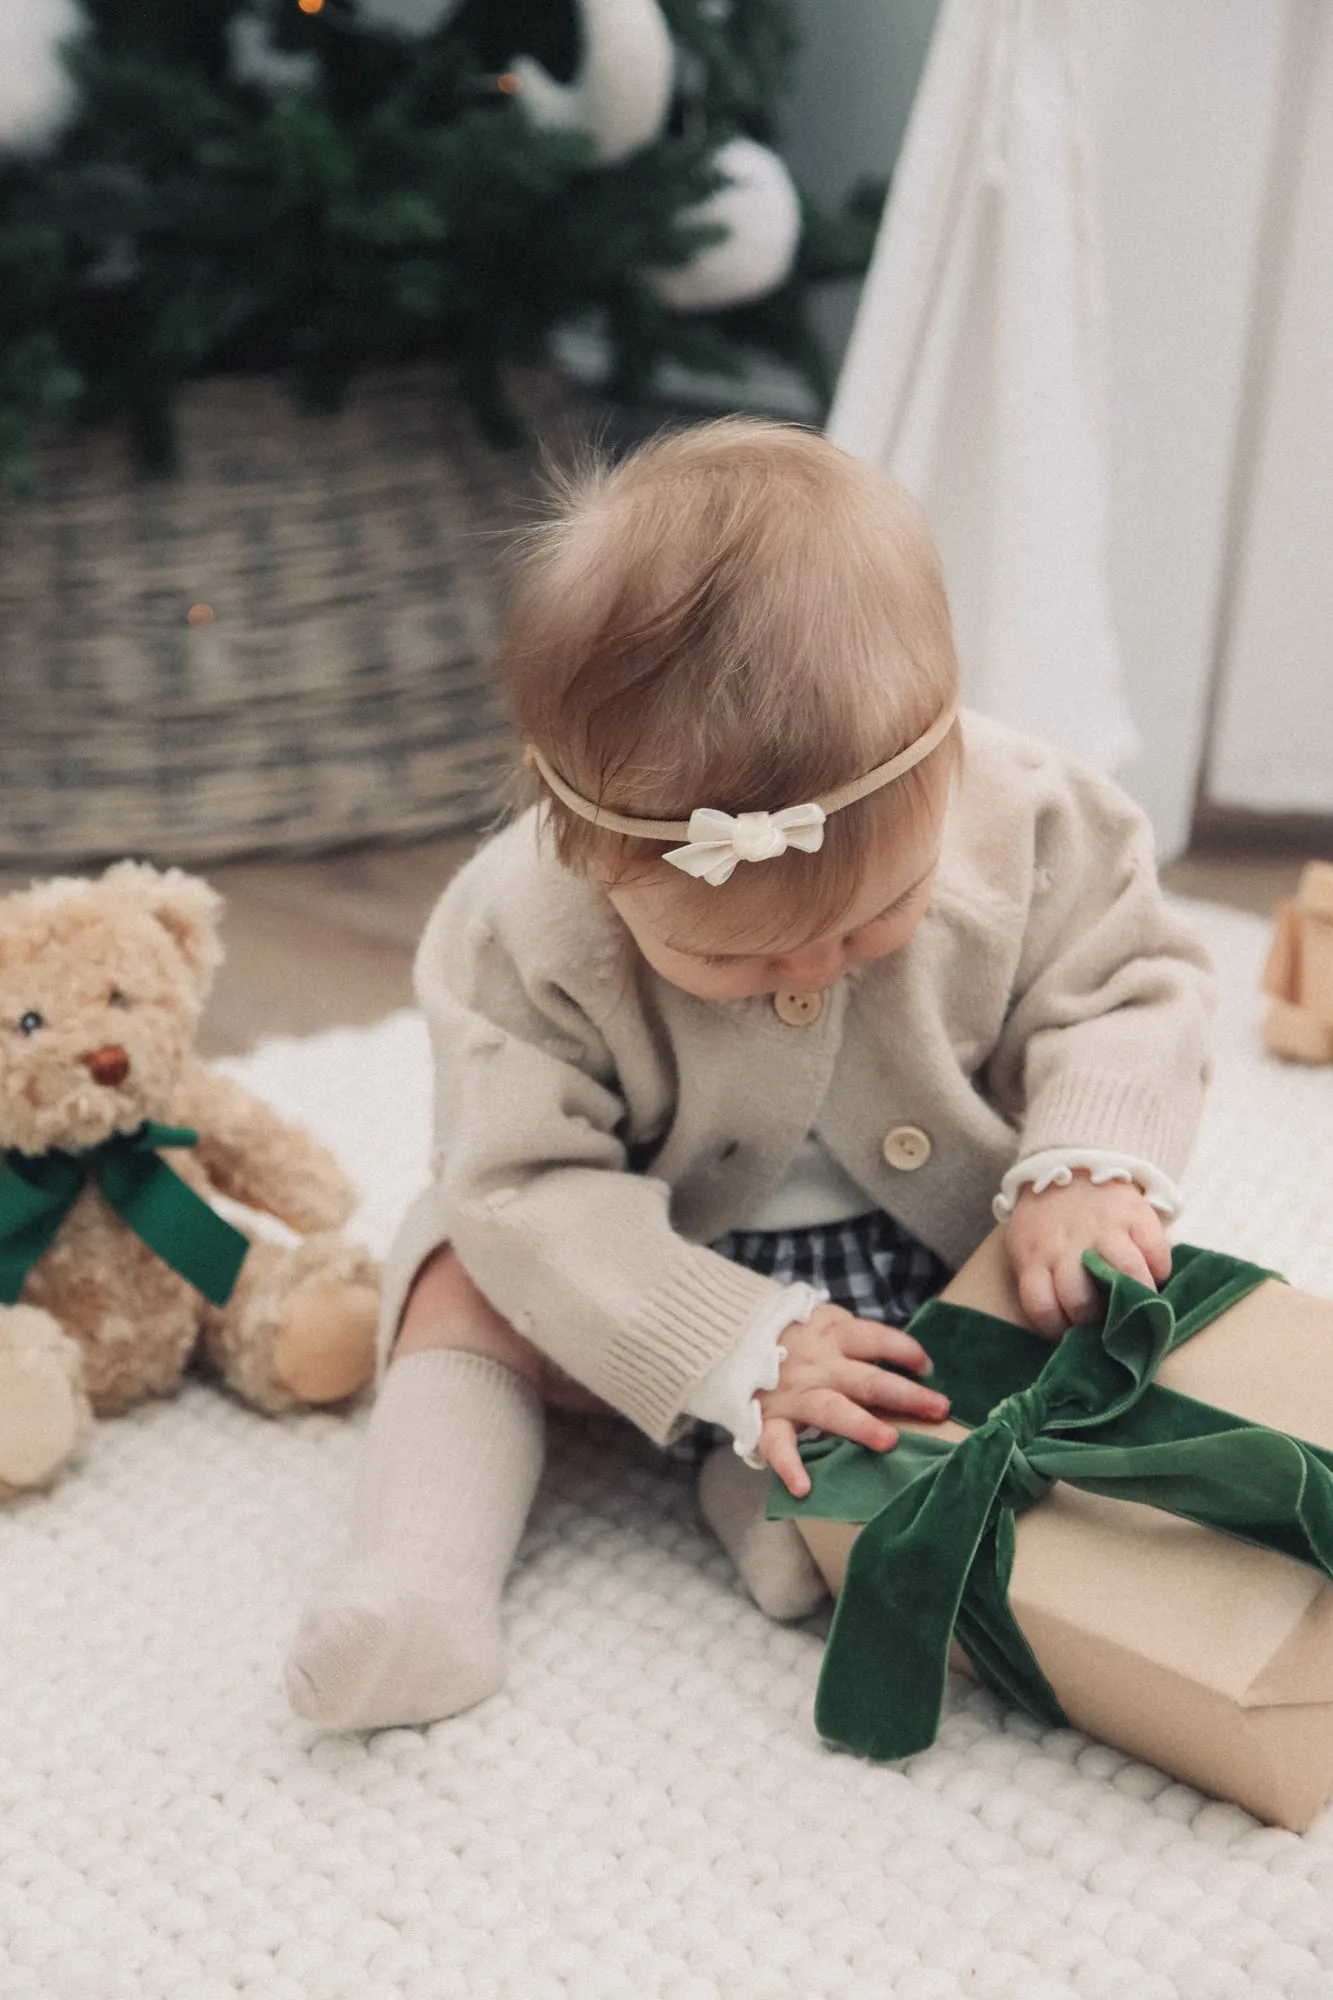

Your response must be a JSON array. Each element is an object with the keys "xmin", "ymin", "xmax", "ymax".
[{"xmin": 499, "ymin": 418, "xmax": 961, "ymax": 948}]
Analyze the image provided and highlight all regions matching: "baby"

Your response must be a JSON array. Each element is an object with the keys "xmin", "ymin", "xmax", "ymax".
[{"xmin": 287, "ymin": 419, "xmax": 1213, "ymax": 1731}]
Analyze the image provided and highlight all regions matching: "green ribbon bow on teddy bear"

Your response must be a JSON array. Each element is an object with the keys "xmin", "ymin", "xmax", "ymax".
[
  {"xmin": 0, "ymin": 1123, "xmax": 249, "ymax": 1309},
  {"xmin": 769, "ymin": 1246, "xmax": 1333, "ymax": 1762}
]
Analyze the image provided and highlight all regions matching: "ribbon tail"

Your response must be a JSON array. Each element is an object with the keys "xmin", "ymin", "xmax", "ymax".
[
  {"xmin": 952, "ymin": 1507, "xmax": 1067, "ymax": 1730},
  {"xmin": 662, "ymin": 842, "xmax": 738, "ymax": 885},
  {"xmin": 814, "ymin": 1428, "xmax": 1020, "ymax": 1761},
  {"xmin": 139, "ymin": 1122, "xmax": 200, "ymax": 1151},
  {"xmin": 0, "ymin": 1153, "xmax": 87, "ymax": 1306},
  {"xmin": 95, "ymin": 1146, "xmax": 249, "ymax": 1307}
]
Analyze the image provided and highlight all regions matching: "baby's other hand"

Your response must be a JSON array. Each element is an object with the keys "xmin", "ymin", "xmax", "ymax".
[
  {"xmin": 1005, "ymin": 1173, "xmax": 1172, "ymax": 1338},
  {"xmin": 755, "ymin": 1302, "xmax": 950, "ymax": 1499}
]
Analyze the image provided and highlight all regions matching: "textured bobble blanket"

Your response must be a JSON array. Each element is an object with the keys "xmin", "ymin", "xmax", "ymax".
[{"xmin": 2, "ymin": 897, "xmax": 1333, "ymax": 2000}]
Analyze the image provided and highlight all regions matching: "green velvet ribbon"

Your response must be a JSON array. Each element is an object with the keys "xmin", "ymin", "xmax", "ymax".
[
  {"xmin": 0, "ymin": 1123, "xmax": 248, "ymax": 1309},
  {"xmin": 768, "ymin": 1245, "xmax": 1333, "ymax": 1762}
]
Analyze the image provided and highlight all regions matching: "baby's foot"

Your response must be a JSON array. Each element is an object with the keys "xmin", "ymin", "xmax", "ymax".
[
  {"xmin": 285, "ymin": 1348, "xmax": 544, "ymax": 1731},
  {"xmin": 285, "ymin": 1559, "xmax": 506, "ymax": 1731},
  {"xmin": 698, "ymin": 1443, "xmax": 830, "ymax": 1622}
]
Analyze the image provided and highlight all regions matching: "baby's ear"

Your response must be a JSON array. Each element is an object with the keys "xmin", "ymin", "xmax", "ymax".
[{"xmin": 103, "ymin": 861, "xmax": 225, "ymax": 996}]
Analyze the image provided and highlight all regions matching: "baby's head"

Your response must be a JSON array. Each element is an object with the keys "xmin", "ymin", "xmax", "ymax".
[{"xmin": 500, "ymin": 418, "xmax": 960, "ymax": 1000}]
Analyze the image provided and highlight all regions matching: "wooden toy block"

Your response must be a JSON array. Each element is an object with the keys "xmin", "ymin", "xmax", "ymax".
[
  {"xmin": 1264, "ymin": 997, "xmax": 1333, "ymax": 1064},
  {"xmin": 1262, "ymin": 861, "xmax": 1333, "ymax": 1062}
]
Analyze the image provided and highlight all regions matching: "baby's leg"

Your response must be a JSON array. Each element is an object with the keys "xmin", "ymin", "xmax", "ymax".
[{"xmin": 285, "ymin": 1249, "xmax": 547, "ymax": 1731}]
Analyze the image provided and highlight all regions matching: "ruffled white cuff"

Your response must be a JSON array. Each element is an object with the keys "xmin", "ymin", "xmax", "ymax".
[
  {"xmin": 682, "ymin": 1282, "xmax": 826, "ymax": 1470},
  {"xmin": 992, "ymin": 1148, "xmax": 1182, "ymax": 1223}
]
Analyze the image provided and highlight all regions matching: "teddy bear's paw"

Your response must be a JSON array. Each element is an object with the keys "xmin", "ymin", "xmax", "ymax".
[
  {"xmin": 272, "ymin": 1277, "xmax": 379, "ymax": 1405},
  {"xmin": 200, "ymin": 1233, "xmax": 378, "ymax": 1413},
  {"xmin": 0, "ymin": 1306, "xmax": 95, "ymax": 1496}
]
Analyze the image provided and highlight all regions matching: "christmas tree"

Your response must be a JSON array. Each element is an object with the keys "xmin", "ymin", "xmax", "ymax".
[{"xmin": 0, "ymin": 0, "xmax": 876, "ymax": 492}]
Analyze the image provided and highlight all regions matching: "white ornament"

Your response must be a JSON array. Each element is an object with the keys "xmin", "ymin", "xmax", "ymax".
[
  {"xmin": 354, "ymin": 0, "xmax": 464, "ymax": 32},
  {"xmin": 230, "ymin": 11, "xmax": 318, "ymax": 91},
  {"xmin": 0, "ymin": 0, "xmax": 81, "ymax": 151},
  {"xmin": 646, "ymin": 135, "xmax": 801, "ymax": 312},
  {"xmin": 508, "ymin": 0, "xmax": 674, "ymax": 167}
]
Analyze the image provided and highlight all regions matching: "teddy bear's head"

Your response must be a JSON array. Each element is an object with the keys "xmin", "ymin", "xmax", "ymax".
[{"xmin": 0, "ymin": 862, "xmax": 224, "ymax": 1157}]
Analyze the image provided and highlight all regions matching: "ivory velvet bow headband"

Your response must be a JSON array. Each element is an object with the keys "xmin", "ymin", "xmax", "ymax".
[{"xmin": 525, "ymin": 704, "xmax": 958, "ymax": 888}]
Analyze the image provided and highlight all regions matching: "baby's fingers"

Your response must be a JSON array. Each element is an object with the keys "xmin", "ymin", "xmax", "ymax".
[
  {"xmin": 801, "ymin": 1389, "xmax": 900, "ymax": 1457},
  {"xmin": 1054, "ymin": 1252, "xmax": 1100, "ymax": 1327},
  {"xmin": 1130, "ymin": 1212, "xmax": 1174, "ymax": 1285},
  {"xmin": 1017, "ymin": 1260, "xmax": 1066, "ymax": 1339},
  {"xmin": 1096, "ymin": 1229, "xmax": 1157, "ymax": 1292},
  {"xmin": 759, "ymin": 1416, "xmax": 811, "ymax": 1498},
  {"xmin": 843, "ymin": 1361, "xmax": 950, "ymax": 1424},
  {"xmin": 846, "ymin": 1320, "xmax": 935, "ymax": 1375}
]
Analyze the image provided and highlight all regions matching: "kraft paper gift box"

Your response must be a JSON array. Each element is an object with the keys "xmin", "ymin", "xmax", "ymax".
[{"xmin": 771, "ymin": 1231, "xmax": 1333, "ymax": 1830}]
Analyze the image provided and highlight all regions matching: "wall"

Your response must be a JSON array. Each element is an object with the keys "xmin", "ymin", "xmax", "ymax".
[
  {"xmin": 1206, "ymin": 1, "xmax": 1333, "ymax": 815},
  {"xmin": 781, "ymin": 0, "xmax": 942, "ymax": 368}
]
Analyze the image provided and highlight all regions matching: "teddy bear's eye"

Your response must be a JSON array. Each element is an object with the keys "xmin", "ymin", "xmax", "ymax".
[
  {"xmin": 108, "ymin": 989, "xmax": 131, "ymax": 1010},
  {"xmin": 18, "ymin": 1011, "xmax": 44, "ymax": 1036}
]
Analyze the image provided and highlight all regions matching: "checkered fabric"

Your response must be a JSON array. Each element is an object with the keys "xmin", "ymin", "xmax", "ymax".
[
  {"xmin": 711, "ymin": 1207, "xmax": 954, "ymax": 1327},
  {"xmin": 670, "ymin": 1210, "xmax": 954, "ymax": 1462}
]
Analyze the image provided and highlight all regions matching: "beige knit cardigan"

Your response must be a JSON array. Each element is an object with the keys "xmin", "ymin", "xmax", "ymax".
[{"xmin": 380, "ymin": 713, "xmax": 1214, "ymax": 1444}]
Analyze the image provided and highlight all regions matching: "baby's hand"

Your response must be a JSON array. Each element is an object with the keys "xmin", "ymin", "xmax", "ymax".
[
  {"xmin": 756, "ymin": 1303, "xmax": 950, "ymax": 1498},
  {"xmin": 1005, "ymin": 1173, "xmax": 1172, "ymax": 1338}
]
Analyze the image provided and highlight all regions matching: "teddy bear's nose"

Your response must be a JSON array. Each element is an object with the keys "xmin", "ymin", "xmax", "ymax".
[{"xmin": 82, "ymin": 1045, "xmax": 131, "ymax": 1088}]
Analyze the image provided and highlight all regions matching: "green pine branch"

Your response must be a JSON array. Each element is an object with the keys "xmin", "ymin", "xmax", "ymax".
[{"xmin": 0, "ymin": 0, "xmax": 876, "ymax": 483}]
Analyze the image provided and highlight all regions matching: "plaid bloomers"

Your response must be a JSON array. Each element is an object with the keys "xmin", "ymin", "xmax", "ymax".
[
  {"xmin": 670, "ymin": 1209, "xmax": 955, "ymax": 1463},
  {"xmin": 711, "ymin": 1207, "xmax": 953, "ymax": 1328}
]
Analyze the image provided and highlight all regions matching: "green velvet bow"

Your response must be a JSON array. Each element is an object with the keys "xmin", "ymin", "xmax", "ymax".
[
  {"xmin": 769, "ymin": 1245, "xmax": 1333, "ymax": 1762},
  {"xmin": 0, "ymin": 1123, "xmax": 249, "ymax": 1309}
]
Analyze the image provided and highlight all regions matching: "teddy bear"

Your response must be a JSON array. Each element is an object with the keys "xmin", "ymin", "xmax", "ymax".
[{"xmin": 0, "ymin": 860, "xmax": 380, "ymax": 1499}]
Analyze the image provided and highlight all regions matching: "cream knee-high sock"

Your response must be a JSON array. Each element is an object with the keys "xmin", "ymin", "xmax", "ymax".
[
  {"xmin": 697, "ymin": 1443, "xmax": 830, "ymax": 1622},
  {"xmin": 285, "ymin": 1348, "xmax": 545, "ymax": 1730}
]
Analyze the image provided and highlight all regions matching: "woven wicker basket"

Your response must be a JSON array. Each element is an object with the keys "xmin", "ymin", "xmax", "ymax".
[{"xmin": 0, "ymin": 366, "xmax": 579, "ymax": 866}]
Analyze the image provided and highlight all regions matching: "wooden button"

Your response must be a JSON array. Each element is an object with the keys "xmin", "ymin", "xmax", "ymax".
[
  {"xmin": 773, "ymin": 989, "xmax": 823, "ymax": 1027},
  {"xmin": 882, "ymin": 1124, "xmax": 932, "ymax": 1171}
]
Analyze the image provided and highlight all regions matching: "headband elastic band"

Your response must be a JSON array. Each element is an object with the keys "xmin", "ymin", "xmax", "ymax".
[
  {"xmin": 525, "ymin": 704, "xmax": 958, "ymax": 889},
  {"xmin": 525, "ymin": 702, "xmax": 956, "ymax": 839}
]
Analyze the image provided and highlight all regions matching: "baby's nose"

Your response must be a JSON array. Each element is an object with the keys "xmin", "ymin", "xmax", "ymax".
[{"xmin": 82, "ymin": 1045, "xmax": 131, "ymax": 1088}]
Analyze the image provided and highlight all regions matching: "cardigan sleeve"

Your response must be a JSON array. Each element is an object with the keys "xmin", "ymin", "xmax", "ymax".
[
  {"xmin": 981, "ymin": 754, "xmax": 1215, "ymax": 1180},
  {"xmin": 377, "ymin": 877, "xmax": 783, "ymax": 1446}
]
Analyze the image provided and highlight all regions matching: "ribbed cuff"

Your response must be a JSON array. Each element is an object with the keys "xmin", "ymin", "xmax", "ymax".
[
  {"xmin": 682, "ymin": 1282, "xmax": 825, "ymax": 1466},
  {"xmin": 604, "ymin": 1245, "xmax": 790, "ymax": 1445},
  {"xmin": 1018, "ymin": 1071, "xmax": 1203, "ymax": 1183},
  {"xmin": 992, "ymin": 1149, "xmax": 1181, "ymax": 1222}
]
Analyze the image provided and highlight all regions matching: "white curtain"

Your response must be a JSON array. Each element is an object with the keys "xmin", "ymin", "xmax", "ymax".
[
  {"xmin": 1208, "ymin": 4, "xmax": 1333, "ymax": 816},
  {"xmin": 827, "ymin": 0, "xmax": 1138, "ymax": 774}
]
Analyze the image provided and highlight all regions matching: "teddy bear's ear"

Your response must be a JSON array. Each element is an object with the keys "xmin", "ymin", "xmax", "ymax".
[{"xmin": 102, "ymin": 861, "xmax": 225, "ymax": 995}]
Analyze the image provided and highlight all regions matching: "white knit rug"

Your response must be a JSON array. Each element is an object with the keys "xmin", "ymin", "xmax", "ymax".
[{"xmin": 5, "ymin": 897, "xmax": 1333, "ymax": 2000}]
